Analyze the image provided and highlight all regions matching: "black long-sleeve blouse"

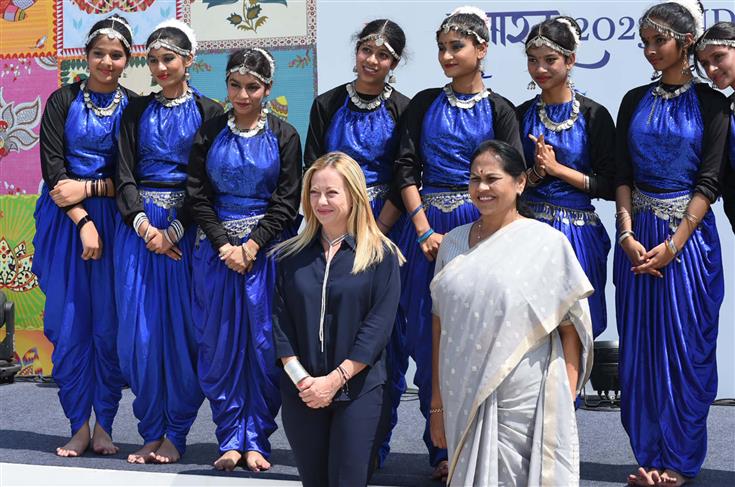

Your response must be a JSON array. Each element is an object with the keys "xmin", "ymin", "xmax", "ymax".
[
  {"xmin": 186, "ymin": 112, "xmax": 302, "ymax": 250},
  {"xmin": 516, "ymin": 93, "xmax": 617, "ymax": 200},
  {"xmin": 615, "ymin": 83, "xmax": 728, "ymax": 203},
  {"xmin": 393, "ymin": 87, "xmax": 524, "ymax": 191},
  {"xmin": 115, "ymin": 92, "xmax": 223, "ymax": 227},
  {"xmin": 40, "ymin": 82, "xmax": 137, "ymax": 189},
  {"xmin": 272, "ymin": 235, "xmax": 401, "ymax": 401},
  {"xmin": 722, "ymin": 94, "xmax": 735, "ymax": 233}
]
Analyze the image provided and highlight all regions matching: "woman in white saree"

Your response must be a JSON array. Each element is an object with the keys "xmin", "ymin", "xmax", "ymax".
[{"xmin": 429, "ymin": 140, "xmax": 594, "ymax": 486}]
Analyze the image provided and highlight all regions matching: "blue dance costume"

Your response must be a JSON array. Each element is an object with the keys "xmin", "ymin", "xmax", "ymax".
[
  {"xmin": 114, "ymin": 89, "xmax": 222, "ymax": 455},
  {"xmin": 518, "ymin": 92, "xmax": 615, "ymax": 338},
  {"xmin": 187, "ymin": 112, "xmax": 302, "ymax": 456},
  {"xmin": 392, "ymin": 85, "xmax": 524, "ymax": 466},
  {"xmin": 304, "ymin": 82, "xmax": 410, "ymax": 464},
  {"xmin": 614, "ymin": 81, "xmax": 728, "ymax": 478},
  {"xmin": 33, "ymin": 81, "xmax": 132, "ymax": 436}
]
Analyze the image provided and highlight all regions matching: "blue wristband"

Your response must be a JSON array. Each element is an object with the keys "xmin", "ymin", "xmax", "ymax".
[
  {"xmin": 417, "ymin": 228, "xmax": 435, "ymax": 244},
  {"xmin": 408, "ymin": 204, "xmax": 424, "ymax": 219}
]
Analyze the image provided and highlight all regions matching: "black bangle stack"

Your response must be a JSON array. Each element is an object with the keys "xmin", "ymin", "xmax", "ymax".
[{"xmin": 76, "ymin": 215, "xmax": 92, "ymax": 233}]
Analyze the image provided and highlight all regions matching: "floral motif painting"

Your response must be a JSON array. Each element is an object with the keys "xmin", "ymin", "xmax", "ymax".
[
  {"xmin": 0, "ymin": 57, "xmax": 56, "ymax": 194},
  {"xmin": 186, "ymin": 0, "xmax": 315, "ymax": 50}
]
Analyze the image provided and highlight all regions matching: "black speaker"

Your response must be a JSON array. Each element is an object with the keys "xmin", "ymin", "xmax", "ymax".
[
  {"xmin": 584, "ymin": 340, "xmax": 620, "ymax": 408},
  {"xmin": 0, "ymin": 291, "xmax": 21, "ymax": 384}
]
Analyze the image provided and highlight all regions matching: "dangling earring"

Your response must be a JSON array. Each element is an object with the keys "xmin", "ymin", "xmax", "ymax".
[
  {"xmin": 388, "ymin": 70, "xmax": 396, "ymax": 84},
  {"xmin": 185, "ymin": 69, "xmax": 191, "ymax": 81},
  {"xmin": 352, "ymin": 65, "xmax": 358, "ymax": 74},
  {"xmin": 651, "ymin": 69, "xmax": 661, "ymax": 80},
  {"xmin": 527, "ymin": 80, "xmax": 537, "ymax": 90},
  {"xmin": 566, "ymin": 76, "xmax": 575, "ymax": 92},
  {"xmin": 681, "ymin": 63, "xmax": 692, "ymax": 77}
]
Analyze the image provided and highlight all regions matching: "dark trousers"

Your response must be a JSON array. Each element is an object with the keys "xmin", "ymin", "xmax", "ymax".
[{"xmin": 281, "ymin": 384, "xmax": 390, "ymax": 487}]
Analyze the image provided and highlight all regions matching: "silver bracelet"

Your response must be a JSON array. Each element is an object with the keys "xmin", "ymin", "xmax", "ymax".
[
  {"xmin": 284, "ymin": 359, "xmax": 310, "ymax": 386},
  {"xmin": 133, "ymin": 212, "xmax": 149, "ymax": 236},
  {"xmin": 617, "ymin": 230, "xmax": 635, "ymax": 245},
  {"xmin": 163, "ymin": 228, "xmax": 174, "ymax": 245},
  {"xmin": 143, "ymin": 224, "xmax": 152, "ymax": 243},
  {"xmin": 170, "ymin": 219, "xmax": 184, "ymax": 242},
  {"xmin": 583, "ymin": 174, "xmax": 590, "ymax": 192},
  {"xmin": 166, "ymin": 219, "xmax": 184, "ymax": 244}
]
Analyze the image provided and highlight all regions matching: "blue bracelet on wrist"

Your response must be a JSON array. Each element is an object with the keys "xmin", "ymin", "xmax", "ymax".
[
  {"xmin": 408, "ymin": 204, "xmax": 424, "ymax": 219},
  {"xmin": 417, "ymin": 228, "xmax": 435, "ymax": 244}
]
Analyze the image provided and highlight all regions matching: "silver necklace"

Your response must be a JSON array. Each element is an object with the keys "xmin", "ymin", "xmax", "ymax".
[
  {"xmin": 651, "ymin": 79, "xmax": 695, "ymax": 100},
  {"xmin": 647, "ymin": 79, "xmax": 696, "ymax": 124},
  {"xmin": 537, "ymin": 95, "xmax": 580, "ymax": 132},
  {"xmin": 321, "ymin": 232, "xmax": 348, "ymax": 247},
  {"xmin": 345, "ymin": 82, "xmax": 392, "ymax": 110},
  {"xmin": 155, "ymin": 87, "xmax": 193, "ymax": 108},
  {"xmin": 81, "ymin": 81, "xmax": 123, "ymax": 117},
  {"xmin": 443, "ymin": 84, "xmax": 489, "ymax": 109},
  {"xmin": 227, "ymin": 111, "xmax": 266, "ymax": 138}
]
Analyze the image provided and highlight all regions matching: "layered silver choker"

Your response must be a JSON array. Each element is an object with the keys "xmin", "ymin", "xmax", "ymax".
[
  {"xmin": 155, "ymin": 87, "xmax": 193, "ymax": 108},
  {"xmin": 227, "ymin": 111, "xmax": 266, "ymax": 138},
  {"xmin": 443, "ymin": 84, "xmax": 489, "ymax": 109},
  {"xmin": 537, "ymin": 95, "xmax": 580, "ymax": 132},
  {"xmin": 81, "ymin": 81, "xmax": 123, "ymax": 117},
  {"xmin": 345, "ymin": 82, "xmax": 392, "ymax": 110},
  {"xmin": 652, "ymin": 79, "xmax": 696, "ymax": 100}
]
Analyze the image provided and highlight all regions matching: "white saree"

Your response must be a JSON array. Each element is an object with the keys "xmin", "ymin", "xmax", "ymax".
[{"xmin": 430, "ymin": 218, "xmax": 594, "ymax": 487}]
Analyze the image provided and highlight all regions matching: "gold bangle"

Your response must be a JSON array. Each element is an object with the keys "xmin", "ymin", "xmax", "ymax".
[
  {"xmin": 683, "ymin": 211, "xmax": 700, "ymax": 226},
  {"xmin": 429, "ymin": 407, "xmax": 444, "ymax": 415},
  {"xmin": 242, "ymin": 243, "xmax": 257, "ymax": 261}
]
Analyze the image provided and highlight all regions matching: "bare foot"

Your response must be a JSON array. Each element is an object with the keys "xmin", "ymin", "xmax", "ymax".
[
  {"xmin": 244, "ymin": 450, "xmax": 271, "ymax": 472},
  {"xmin": 213, "ymin": 450, "xmax": 242, "ymax": 471},
  {"xmin": 91, "ymin": 423, "xmax": 119, "ymax": 455},
  {"xmin": 658, "ymin": 469, "xmax": 690, "ymax": 486},
  {"xmin": 127, "ymin": 439, "xmax": 163, "ymax": 464},
  {"xmin": 56, "ymin": 422, "xmax": 90, "ymax": 457},
  {"xmin": 151, "ymin": 438, "xmax": 180, "ymax": 464},
  {"xmin": 431, "ymin": 460, "xmax": 448, "ymax": 483},
  {"xmin": 627, "ymin": 467, "xmax": 660, "ymax": 486}
]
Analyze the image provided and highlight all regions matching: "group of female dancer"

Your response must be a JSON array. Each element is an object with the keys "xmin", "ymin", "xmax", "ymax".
[{"xmin": 32, "ymin": 0, "xmax": 734, "ymax": 485}]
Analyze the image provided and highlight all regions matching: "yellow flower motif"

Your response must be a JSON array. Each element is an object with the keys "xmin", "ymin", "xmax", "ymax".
[{"xmin": 245, "ymin": 4, "xmax": 261, "ymax": 19}]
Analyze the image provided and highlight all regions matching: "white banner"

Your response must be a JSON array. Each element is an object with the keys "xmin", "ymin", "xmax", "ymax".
[{"xmin": 317, "ymin": 1, "xmax": 735, "ymax": 398}]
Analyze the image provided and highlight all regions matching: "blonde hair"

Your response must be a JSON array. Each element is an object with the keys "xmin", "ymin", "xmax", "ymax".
[{"xmin": 272, "ymin": 151, "xmax": 404, "ymax": 273}]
